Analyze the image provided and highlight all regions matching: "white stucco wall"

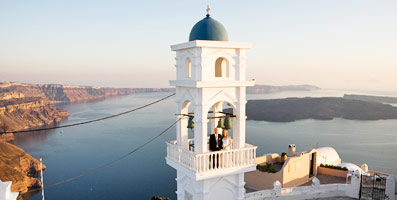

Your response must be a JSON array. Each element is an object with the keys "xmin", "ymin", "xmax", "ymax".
[
  {"xmin": 0, "ymin": 180, "xmax": 19, "ymax": 200},
  {"xmin": 245, "ymin": 170, "xmax": 362, "ymax": 200}
]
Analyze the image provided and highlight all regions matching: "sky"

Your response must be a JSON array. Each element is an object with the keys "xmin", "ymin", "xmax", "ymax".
[{"xmin": 0, "ymin": 0, "xmax": 396, "ymax": 92}]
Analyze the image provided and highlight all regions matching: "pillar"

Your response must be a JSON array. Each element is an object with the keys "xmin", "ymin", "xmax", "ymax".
[
  {"xmin": 233, "ymin": 102, "xmax": 247, "ymax": 149},
  {"xmin": 386, "ymin": 175, "xmax": 396, "ymax": 200},
  {"xmin": 194, "ymin": 105, "xmax": 208, "ymax": 153}
]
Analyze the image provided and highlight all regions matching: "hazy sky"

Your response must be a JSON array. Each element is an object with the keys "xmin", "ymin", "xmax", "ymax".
[{"xmin": 1, "ymin": 0, "xmax": 396, "ymax": 91}]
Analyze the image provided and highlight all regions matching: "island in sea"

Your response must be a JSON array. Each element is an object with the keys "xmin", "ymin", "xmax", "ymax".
[
  {"xmin": 343, "ymin": 94, "xmax": 397, "ymax": 104},
  {"xmin": 241, "ymin": 97, "xmax": 397, "ymax": 122}
]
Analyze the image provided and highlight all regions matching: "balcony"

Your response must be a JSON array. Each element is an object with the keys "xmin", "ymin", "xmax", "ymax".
[{"xmin": 166, "ymin": 139, "xmax": 257, "ymax": 180}]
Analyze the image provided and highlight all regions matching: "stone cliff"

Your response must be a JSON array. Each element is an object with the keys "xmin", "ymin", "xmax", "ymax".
[
  {"xmin": 0, "ymin": 133, "xmax": 15, "ymax": 143},
  {"xmin": 40, "ymin": 84, "xmax": 174, "ymax": 103},
  {"xmin": 0, "ymin": 97, "xmax": 68, "ymax": 133},
  {"xmin": 0, "ymin": 141, "xmax": 45, "ymax": 195},
  {"xmin": 0, "ymin": 81, "xmax": 175, "ymax": 103}
]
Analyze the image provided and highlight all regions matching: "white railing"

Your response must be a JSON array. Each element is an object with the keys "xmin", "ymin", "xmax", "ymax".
[{"xmin": 167, "ymin": 140, "xmax": 257, "ymax": 173}]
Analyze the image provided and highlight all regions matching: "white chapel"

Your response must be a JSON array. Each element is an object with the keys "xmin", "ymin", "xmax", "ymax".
[{"xmin": 165, "ymin": 6, "xmax": 257, "ymax": 200}]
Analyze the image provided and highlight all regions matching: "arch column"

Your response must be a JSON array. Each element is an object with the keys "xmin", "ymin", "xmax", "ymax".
[
  {"xmin": 210, "ymin": 102, "xmax": 223, "ymax": 133},
  {"xmin": 233, "ymin": 102, "xmax": 247, "ymax": 149},
  {"xmin": 177, "ymin": 101, "xmax": 190, "ymax": 149},
  {"xmin": 194, "ymin": 105, "xmax": 208, "ymax": 153}
]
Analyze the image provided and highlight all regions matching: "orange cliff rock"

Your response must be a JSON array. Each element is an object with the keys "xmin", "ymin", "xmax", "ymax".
[
  {"xmin": 0, "ymin": 141, "xmax": 45, "ymax": 194},
  {"xmin": 0, "ymin": 81, "xmax": 175, "ymax": 103},
  {"xmin": 0, "ymin": 97, "xmax": 68, "ymax": 133},
  {"xmin": 0, "ymin": 133, "xmax": 15, "ymax": 143}
]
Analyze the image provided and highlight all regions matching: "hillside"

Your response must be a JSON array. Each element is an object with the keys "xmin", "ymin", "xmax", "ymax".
[
  {"xmin": 0, "ymin": 97, "xmax": 68, "ymax": 133},
  {"xmin": 0, "ymin": 81, "xmax": 176, "ymax": 133},
  {"xmin": 0, "ymin": 81, "xmax": 175, "ymax": 103},
  {"xmin": 343, "ymin": 94, "xmax": 397, "ymax": 104},
  {"xmin": 0, "ymin": 141, "xmax": 45, "ymax": 196},
  {"xmin": 237, "ymin": 97, "xmax": 397, "ymax": 122}
]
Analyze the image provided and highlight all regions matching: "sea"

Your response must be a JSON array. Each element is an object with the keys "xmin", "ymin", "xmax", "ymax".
[{"xmin": 13, "ymin": 89, "xmax": 397, "ymax": 200}]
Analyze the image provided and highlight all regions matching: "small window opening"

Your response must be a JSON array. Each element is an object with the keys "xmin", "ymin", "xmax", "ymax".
[{"xmin": 215, "ymin": 57, "xmax": 229, "ymax": 77}]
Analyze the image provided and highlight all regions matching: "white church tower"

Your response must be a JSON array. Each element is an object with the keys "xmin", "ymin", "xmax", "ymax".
[{"xmin": 166, "ymin": 6, "xmax": 257, "ymax": 200}]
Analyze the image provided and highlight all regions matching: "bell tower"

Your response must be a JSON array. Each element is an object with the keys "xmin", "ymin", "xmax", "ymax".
[{"xmin": 166, "ymin": 7, "xmax": 257, "ymax": 200}]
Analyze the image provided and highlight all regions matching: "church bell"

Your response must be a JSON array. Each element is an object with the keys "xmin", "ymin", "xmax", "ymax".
[
  {"xmin": 223, "ymin": 116, "xmax": 233, "ymax": 130},
  {"xmin": 216, "ymin": 119, "xmax": 225, "ymax": 129},
  {"xmin": 187, "ymin": 116, "xmax": 195, "ymax": 129}
]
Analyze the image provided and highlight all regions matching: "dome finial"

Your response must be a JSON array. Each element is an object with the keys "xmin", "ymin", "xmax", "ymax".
[{"xmin": 206, "ymin": 4, "xmax": 211, "ymax": 16}]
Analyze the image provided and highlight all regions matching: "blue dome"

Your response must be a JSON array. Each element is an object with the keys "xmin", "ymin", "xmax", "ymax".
[{"xmin": 189, "ymin": 14, "xmax": 229, "ymax": 41}]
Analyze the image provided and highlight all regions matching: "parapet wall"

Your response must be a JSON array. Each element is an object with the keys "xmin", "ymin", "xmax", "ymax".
[
  {"xmin": 317, "ymin": 166, "xmax": 348, "ymax": 178},
  {"xmin": 245, "ymin": 171, "xmax": 362, "ymax": 200}
]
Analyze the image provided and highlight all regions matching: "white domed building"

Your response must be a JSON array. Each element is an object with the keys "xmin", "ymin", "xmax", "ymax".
[{"xmin": 316, "ymin": 147, "xmax": 342, "ymax": 166}]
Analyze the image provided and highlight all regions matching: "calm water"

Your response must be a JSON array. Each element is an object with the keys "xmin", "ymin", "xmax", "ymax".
[{"xmin": 13, "ymin": 90, "xmax": 397, "ymax": 200}]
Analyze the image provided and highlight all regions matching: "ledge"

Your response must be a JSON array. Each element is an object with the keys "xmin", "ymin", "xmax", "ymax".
[
  {"xmin": 166, "ymin": 157, "xmax": 256, "ymax": 181},
  {"xmin": 169, "ymin": 80, "xmax": 255, "ymax": 88},
  {"xmin": 171, "ymin": 40, "xmax": 252, "ymax": 51}
]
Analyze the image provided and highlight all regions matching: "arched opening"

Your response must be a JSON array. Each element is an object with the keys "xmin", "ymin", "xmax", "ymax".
[
  {"xmin": 185, "ymin": 58, "xmax": 191, "ymax": 78},
  {"xmin": 207, "ymin": 101, "xmax": 236, "ymax": 150},
  {"xmin": 179, "ymin": 99, "xmax": 240, "ymax": 153},
  {"xmin": 180, "ymin": 100, "xmax": 194, "ymax": 151},
  {"xmin": 215, "ymin": 57, "xmax": 229, "ymax": 78},
  {"xmin": 205, "ymin": 101, "xmax": 237, "ymax": 169}
]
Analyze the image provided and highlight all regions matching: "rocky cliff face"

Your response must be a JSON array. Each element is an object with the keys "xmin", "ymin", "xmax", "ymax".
[
  {"xmin": 0, "ymin": 81, "xmax": 175, "ymax": 103},
  {"xmin": 0, "ymin": 82, "xmax": 175, "ymax": 133},
  {"xmin": 40, "ymin": 85, "xmax": 174, "ymax": 102},
  {"xmin": 0, "ymin": 141, "xmax": 45, "ymax": 194},
  {"xmin": 0, "ymin": 133, "xmax": 15, "ymax": 142},
  {"xmin": 0, "ymin": 97, "xmax": 68, "ymax": 133},
  {"xmin": 0, "ymin": 82, "xmax": 46, "ymax": 100}
]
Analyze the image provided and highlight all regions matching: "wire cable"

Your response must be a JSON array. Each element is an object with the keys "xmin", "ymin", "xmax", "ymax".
[
  {"xmin": 0, "ymin": 93, "xmax": 175, "ymax": 135},
  {"xmin": 27, "ymin": 118, "xmax": 181, "ymax": 193}
]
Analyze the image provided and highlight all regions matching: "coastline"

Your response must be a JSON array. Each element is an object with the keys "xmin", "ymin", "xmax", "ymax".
[{"xmin": 0, "ymin": 140, "xmax": 45, "ymax": 199}]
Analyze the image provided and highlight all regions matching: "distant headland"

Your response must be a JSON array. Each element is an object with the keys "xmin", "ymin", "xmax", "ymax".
[
  {"xmin": 343, "ymin": 94, "xmax": 397, "ymax": 104},
  {"xmin": 243, "ymin": 97, "xmax": 397, "ymax": 122},
  {"xmin": 247, "ymin": 84, "xmax": 320, "ymax": 94},
  {"xmin": 0, "ymin": 81, "xmax": 175, "ymax": 103}
]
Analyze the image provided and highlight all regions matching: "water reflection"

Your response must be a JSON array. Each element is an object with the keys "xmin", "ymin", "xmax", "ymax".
[{"xmin": 14, "ymin": 129, "xmax": 58, "ymax": 150}]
